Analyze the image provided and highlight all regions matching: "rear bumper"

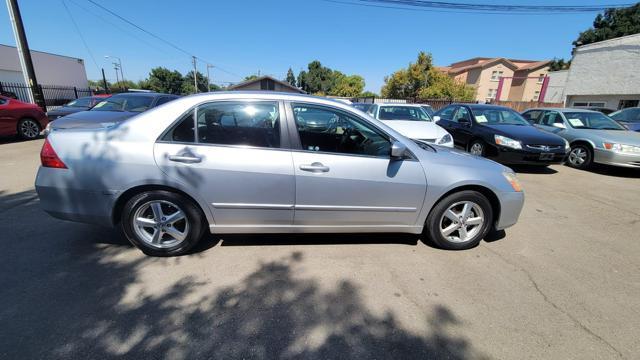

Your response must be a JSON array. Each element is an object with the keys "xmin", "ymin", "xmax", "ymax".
[
  {"xmin": 488, "ymin": 147, "xmax": 567, "ymax": 165},
  {"xmin": 495, "ymin": 191, "xmax": 525, "ymax": 230},
  {"xmin": 593, "ymin": 149, "xmax": 640, "ymax": 168},
  {"xmin": 35, "ymin": 167, "xmax": 117, "ymax": 227}
]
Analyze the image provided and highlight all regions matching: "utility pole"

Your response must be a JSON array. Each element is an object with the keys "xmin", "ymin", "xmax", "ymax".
[
  {"xmin": 192, "ymin": 56, "xmax": 198, "ymax": 93},
  {"xmin": 113, "ymin": 62, "xmax": 120, "ymax": 85},
  {"xmin": 206, "ymin": 64, "xmax": 214, "ymax": 92},
  {"xmin": 101, "ymin": 68, "xmax": 109, "ymax": 93},
  {"xmin": 6, "ymin": 0, "xmax": 46, "ymax": 109},
  {"xmin": 105, "ymin": 55, "xmax": 124, "ymax": 83}
]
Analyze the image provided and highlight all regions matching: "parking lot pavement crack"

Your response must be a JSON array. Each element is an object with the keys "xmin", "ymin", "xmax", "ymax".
[{"xmin": 482, "ymin": 246, "xmax": 625, "ymax": 359}]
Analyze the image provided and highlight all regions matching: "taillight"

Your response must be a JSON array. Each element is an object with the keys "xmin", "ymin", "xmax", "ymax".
[{"xmin": 40, "ymin": 138, "xmax": 67, "ymax": 169}]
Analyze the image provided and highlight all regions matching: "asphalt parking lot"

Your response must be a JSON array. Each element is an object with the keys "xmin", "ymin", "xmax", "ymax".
[{"xmin": 1, "ymin": 138, "xmax": 639, "ymax": 359}]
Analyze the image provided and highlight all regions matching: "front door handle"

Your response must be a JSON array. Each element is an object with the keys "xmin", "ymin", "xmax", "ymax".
[
  {"xmin": 168, "ymin": 154, "xmax": 202, "ymax": 163},
  {"xmin": 299, "ymin": 162, "xmax": 330, "ymax": 173}
]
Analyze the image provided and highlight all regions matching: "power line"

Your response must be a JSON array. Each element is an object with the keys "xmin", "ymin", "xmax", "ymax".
[
  {"xmin": 328, "ymin": 0, "xmax": 634, "ymax": 14},
  {"xmin": 61, "ymin": 0, "xmax": 100, "ymax": 71},
  {"xmin": 84, "ymin": 0, "xmax": 241, "ymax": 79}
]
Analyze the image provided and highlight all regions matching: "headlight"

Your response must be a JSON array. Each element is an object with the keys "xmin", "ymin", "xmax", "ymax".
[
  {"xmin": 603, "ymin": 143, "xmax": 640, "ymax": 154},
  {"xmin": 437, "ymin": 133, "xmax": 452, "ymax": 145},
  {"xmin": 564, "ymin": 139, "xmax": 570, "ymax": 151},
  {"xmin": 494, "ymin": 135, "xmax": 522, "ymax": 149},
  {"xmin": 502, "ymin": 172, "xmax": 523, "ymax": 192},
  {"xmin": 43, "ymin": 122, "xmax": 51, "ymax": 136}
]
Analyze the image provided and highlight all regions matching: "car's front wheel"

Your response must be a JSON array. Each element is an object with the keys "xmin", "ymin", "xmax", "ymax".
[
  {"xmin": 121, "ymin": 190, "xmax": 205, "ymax": 256},
  {"xmin": 566, "ymin": 144, "xmax": 593, "ymax": 169},
  {"xmin": 468, "ymin": 140, "xmax": 485, "ymax": 156},
  {"xmin": 425, "ymin": 190, "xmax": 493, "ymax": 250},
  {"xmin": 17, "ymin": 118, "xmax": 41, "ymax": 140}
]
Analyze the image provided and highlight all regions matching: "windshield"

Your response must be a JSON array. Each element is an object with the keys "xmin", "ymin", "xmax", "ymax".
[
  {"xmin": 378, "ymin": 106, "xmax": 432, "ymax": 121},
  {"xmin": 65, "ymin": 97, "xmax": 92, "ymax": 108},
  {"xmin": 352, "ymin": 103, "xmax": 373, "ymax": 112},
  {"xmin": 563, "ymin": 112, "xmax": 625, "ymax": 130},
  {"xmin": 91, "ymin": 95, "xmax": 154, "ymax": 112},
  {"xmin": 610, "ymin": 108, "xmax": 640, "ymax": 123},
  {"xmin": 471, "ymin": 108, "xmax": 530, "ymax": 126},
  {"xmin": 421, "ymin": 106, "xmax": 435, "ymax": 116}
]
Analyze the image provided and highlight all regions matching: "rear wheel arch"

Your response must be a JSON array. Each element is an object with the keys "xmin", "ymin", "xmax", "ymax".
[{"xmin": 112, "ymin": 185, "xmax": 209, "ymax": 227}]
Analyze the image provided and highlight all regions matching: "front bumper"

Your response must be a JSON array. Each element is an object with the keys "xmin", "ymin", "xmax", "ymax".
[
  {"xmin": 488, "ymin": 146, "xmax": 567, "ymax": 165},
  {"xmin": 35, "ymin": 167, "xmax": 118, "ymax": 227},
  {"xmin": 495, "ymin": 191, "xmax": 525, "ymax": 230},
  {"xmin": 594, "ymin": 149, "xmax": 640, "ymax": 168}
]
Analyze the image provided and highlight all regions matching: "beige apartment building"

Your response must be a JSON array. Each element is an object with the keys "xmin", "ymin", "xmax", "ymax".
[{"xmin": 437, "ymin": 57, "xmax": 551, "ymax": 103}]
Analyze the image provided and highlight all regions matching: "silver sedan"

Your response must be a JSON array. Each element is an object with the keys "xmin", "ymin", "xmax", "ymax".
[
  {"xmin": 36, "ymin": 92, "xmax": 524, "ymax": 256},
  {"xmin": 523, "ymin": 108, "xmax": 640, "ymax": 169}
]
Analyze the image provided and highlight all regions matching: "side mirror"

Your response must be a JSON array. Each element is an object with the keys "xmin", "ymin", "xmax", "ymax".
[
  {"xmin": 391, "ymin": 141, "xmax": 407, "ymax": 159},
  {"xmin": 433, "ymin": 116, "xmax": 441, "ymax": 122},
  {"xmin": 553, "ymin": 122, "xmax": 566, "ymax": 129}
]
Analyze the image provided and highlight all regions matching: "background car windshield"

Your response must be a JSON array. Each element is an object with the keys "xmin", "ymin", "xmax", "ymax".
[
  {"xmin": 91, "ymin": 96, "xmax": 153, "ymax": 112},
  {"xmin": 378, "ymin": 106, "xmax": 431, "ymax": 121},
  {"xmin": 610, "ymin": 108, "xmax": 640, "ymax": 123},
  {"xmin": 562, "ymin": 112, "xmax": 625, "ymax": 130},
  {"xmin": 353, "ymin": 103, "xmax": 373, "ymax": 112},
  {"xmin": 65, "ymin": 98, "xmax": 92, "ymax": 108},
  {"xmin": 471, "ymin": 108, "xmax": 530, "ymax": 125}
]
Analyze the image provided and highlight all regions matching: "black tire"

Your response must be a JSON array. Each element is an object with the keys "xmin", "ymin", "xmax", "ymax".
[
  {"xmin": 424, "ymin": 190, "xmax": 493, "ymax": 250},
  {"xmin": 121, "ymin": 190, "xmax": 205, "ymax": 256},
  {"xmin": 566, "ymin": 144, "xmax": 593, "ymax": 169},
  {"xmin": 468, "ymin": 140, "xmax": 485, "ymax": 156},
  {"xmin": 17, "ymin": 118, "xmax": 41, "ymax": 140}
]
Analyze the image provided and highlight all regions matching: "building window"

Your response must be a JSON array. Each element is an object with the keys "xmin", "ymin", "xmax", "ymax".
[
  {"xmin": 486, "ymin": 88, "xmax": 497, "ymax": 101},
  {"xmin": 572, "ymin": 101, "xmax": 606, "ymax": 108},
  {"xmin": 533, "ymin": 91, "xmax": 540, "ymax": 101},
  {"xmin": 490, "ymin": 71, "xmax": 504, "ymax": 81},
  {"xmin": 537, "ymin": 74, "xmax": 545, "ymax": 83}
]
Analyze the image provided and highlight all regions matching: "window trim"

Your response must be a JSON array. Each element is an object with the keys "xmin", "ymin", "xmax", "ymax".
[
  {"xmin": 156, "ymin": 99, "xmax": 291, "ymax": 151},
  {"xmin": 284, "ymin": 101, "xmax": 409, "ymax": 160}
]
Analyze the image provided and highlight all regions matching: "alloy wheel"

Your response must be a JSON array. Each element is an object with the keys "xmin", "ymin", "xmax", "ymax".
[
  {"xmin": 20, "ymin": 120, "xmax": 40, "ymax": 139},
  {"xmin": 132, "ymin": 200, "xmax": 190, "ymax": 249},
  {"xmin": 470, "ymin": 142, "xmax": 483, "ymax": 156},
  {"xmin": 568, "ymin": 147, "xmax": 587, "ymax": 166},
  {"xmin": 439, "ymin": 201, "xmax": 485, "ymax": 243}
]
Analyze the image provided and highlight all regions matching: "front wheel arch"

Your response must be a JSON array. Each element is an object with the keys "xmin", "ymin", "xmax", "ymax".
[{"xmin": 425, "ymin": 185, "xmax": 501, "ymax": 231}]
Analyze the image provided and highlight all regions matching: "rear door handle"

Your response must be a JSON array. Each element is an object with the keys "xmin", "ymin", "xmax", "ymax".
[
  {"xmin": 299, "ymin": 162, "xmax": 330, "ymax": 173},
  {"xmin": 168, "ymin": 155, "xmax": 202, "ymax": 163}
]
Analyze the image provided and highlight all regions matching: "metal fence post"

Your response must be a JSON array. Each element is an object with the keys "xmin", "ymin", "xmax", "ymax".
[{"xmin": 73, "ymin": 87, "xmax": 78, "ymax": 99}]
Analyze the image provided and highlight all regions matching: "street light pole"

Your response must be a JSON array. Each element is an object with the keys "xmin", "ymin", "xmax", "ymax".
[
  {"xmin": 192, "ymin": 56, "xmax": 198, "ymax": 93},
  {"xmin": 206, "ymin": 64, "xmax": 214, "ymax": 92},
  {"xmin": 113, "ymin": 62, "xmax": 120, "ymax": 85},
  {"xmin": 105, "ymin": 55, "xmax": 124, "ymax": 83}
]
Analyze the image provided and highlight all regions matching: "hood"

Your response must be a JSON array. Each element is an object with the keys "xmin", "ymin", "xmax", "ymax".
[
  {"xmin": 49, "ymin": 110, "xmax": 138, "ymax": 130},
  {"xmin": 484, "ymin": 124, "xmax": 565, "ymax": 145},
  {"xmin": 572, "ymin": 128, "xmax": 640, "ymax": 145},
  {"xmin": 47, "ymin": 106, "xmax": 87, "ymax": 117},
  {"xmin": 381, "ymin": 120, "xmax": 448, "ymax": 140}
]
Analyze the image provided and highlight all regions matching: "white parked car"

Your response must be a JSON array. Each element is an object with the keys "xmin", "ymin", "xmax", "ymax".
[{"xmin": 365, "ymin": 104, "xmax": 453, "ymax": 147}]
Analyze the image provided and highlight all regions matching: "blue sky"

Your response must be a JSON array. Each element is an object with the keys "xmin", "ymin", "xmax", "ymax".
[{"xmin": 0, "ymin": 0, "xmax": 622, "ymax": 92}]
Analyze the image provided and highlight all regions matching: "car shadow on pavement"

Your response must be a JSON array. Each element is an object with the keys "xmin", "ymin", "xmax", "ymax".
[
  {"xmin": 0, "ymin": 191, "xmax": 487, "ymax": 359},
  {"xmin": 510, "ymin": 165, "xmax": 558, "ymax": 174},
  {"xmin": 587, "ymin": 163, "xmax": 640, "ymax": 178},
  {"xmin": 215, "ymin": 233, "xmax": 420, "ymax": 247}
]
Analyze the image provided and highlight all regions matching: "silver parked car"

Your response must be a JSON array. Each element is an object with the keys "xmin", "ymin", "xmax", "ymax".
[
  {"xmin": 522, "ymin": 108, "xmax": 640, "ymax": 169},
  {"xmin": 36, "ymin": 92, "xmax": 524, "ymax": 256}
]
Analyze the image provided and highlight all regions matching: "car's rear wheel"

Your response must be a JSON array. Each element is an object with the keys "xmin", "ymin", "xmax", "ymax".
[
  {"xmin": 566, "ymin": 144, "xmax": 592, "ymax": 169},
  {"xmin": 425, "ymin": 190, "xmax": 493, "ymax": 250},
  {"xmin": 121, "ymin": 190, "xmax": 205, "ymax": 256},
  {"xmin": 469, "ymin": 140, "xmax": 485, "ymax": 156},
  {"xmin": 17, "ymin": 118, "xmax": 41, "ymax": 140}
]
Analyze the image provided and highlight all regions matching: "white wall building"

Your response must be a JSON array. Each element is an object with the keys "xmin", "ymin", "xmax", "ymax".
[
  {"xmin": 542, "ymin": 70, "xmax": 568, "ymax": 103},
  {"xmin": 0, "ymin": 44, "xmax": 88, "ymax": 87},
  {"xmin": 563, "ymin": 33, "xmax": 640, "ymax": 110}
]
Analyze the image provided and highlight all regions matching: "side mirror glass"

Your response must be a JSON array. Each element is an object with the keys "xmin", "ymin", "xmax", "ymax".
[
  {"xmin": 390, "ymin": 141, "xmax": 407, "ymax": 159},
  {"xmin": 553, "ymin": 122, "xmax": 566, "ymax": 129},
  {"xmin": 433, "ymin": 116, "xmax": 441, "ymax": 122}
]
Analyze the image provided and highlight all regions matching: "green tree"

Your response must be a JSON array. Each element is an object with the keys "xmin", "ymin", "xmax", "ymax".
[
  {"xmin": 182, "ymin": 70, "xmax": 209, "ymax": 94},
  {"xmin": 147, "ymin": 67, "xmax": 184, "ymax": 95},
  {"xmin": 381, "ymin": 51, "xmax": 475, "ymax": 101},
  {"xmin": 574, "ymin": 3, "xmax": 640, "ymax": 46},
  {"xmin": 360, "ymin": 90, "xmax": 378, "ymax": 98},
  {"xmin": 329, "ymin": 73, "xmax": 365, "ymax": 97},
  {"xmin": 297, "ymin": 70, "xmax": 307, "ymax": 90},
  {"xmin": 285, "ymin": 68, "xmax": 296, "ymax": 86},
  {"xmin": 304, "ymin": 60, "xmax": 334, "ymax": 94},
  {"xmin": 549, "ymin": 58, "xmax": 571, "ymax": 71},
  {"xmin": 244, "ymin": 74, "xmax": 259, "ymax": 81}
]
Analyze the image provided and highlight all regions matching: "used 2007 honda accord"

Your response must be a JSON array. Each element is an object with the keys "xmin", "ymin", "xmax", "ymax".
[{"xmin": 36, "ymin": 92, "xmax": 524, "ymax": 256}]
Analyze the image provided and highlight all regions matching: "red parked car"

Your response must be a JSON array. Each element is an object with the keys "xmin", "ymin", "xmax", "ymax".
[{"xmin": 0, "ymin": 95, "xmax": 49, "ymax": 140}]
